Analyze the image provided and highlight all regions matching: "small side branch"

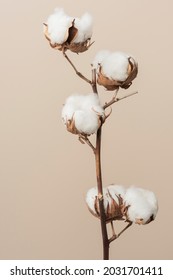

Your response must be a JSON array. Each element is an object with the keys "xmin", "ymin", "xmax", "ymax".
[
  {"xmin": 109, "ymin": 221, "xmax": 133, "ymax": 244},
  {"xmin": 103, "ymin": 91, "xmax": 138, "ymax": 109},
  {"xmin": 78, "ymin": 135, "xmax": 96, "ymax": 153},
  {"xmin": 63, "ymin": 52, "xmax": 92, "ymax": 85}
]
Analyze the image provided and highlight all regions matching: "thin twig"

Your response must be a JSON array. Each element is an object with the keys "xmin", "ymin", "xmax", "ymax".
[
  {"xmin": 78, "ymin": 135, "xmax": 96, "ymax": 153},
  {"xmin": 111, "ymin": 221, "xmax": 116, "ymax": 236},
  {"xmin": 109, "ymin": 221, "xmax": 133, "ymax": 244},
  {"xmin": 63, "ymin": 51, "xmax": 92, "ymax": 85},
  {"xmin": 103, "ymin": 91, "xmax": 138, "ymax": 109},
  {"xmin": 103, "ymin": 107, "xmax": 112, "ymax": 122}
]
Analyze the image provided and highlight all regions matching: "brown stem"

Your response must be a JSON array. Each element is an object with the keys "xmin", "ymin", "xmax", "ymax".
[
  {"xmin": 63, "ymin": 52, "xmax": 92, "ymax": 85},
  {"xmin": 95, "ymin": 127, "xmax": 109, "ymax": 259},
  {"xmin": 91, "ymin": 68, "xmax": 98, "ymax": 93},
  {"xmin": 109, "ymin": 221, "xmax": 132, "ymax": 244},
  {"xmin": 103, "ymin": 91, "xmax": 138, "ymax": 109},
  {"xmin": 92, "ymin": 68, "xmax": 109, "ymax": 260}
]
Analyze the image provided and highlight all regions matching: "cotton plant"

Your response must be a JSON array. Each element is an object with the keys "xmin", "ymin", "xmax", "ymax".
[{"xmin": 43, "ymin": 7, "xmax": 158, "ymax": 260}]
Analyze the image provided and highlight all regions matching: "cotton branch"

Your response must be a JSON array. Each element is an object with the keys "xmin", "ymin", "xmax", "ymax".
[
  {"xmin": 103, "ymin": 91, "xmax": 138, "ymax": 110},
  {"xmin": 63, "ymin": 51, "xmax": 92, "ymax": 85}
]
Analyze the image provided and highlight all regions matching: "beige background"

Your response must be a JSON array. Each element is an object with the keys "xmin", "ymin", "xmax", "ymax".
[{"xmin": 0, "ymin": 0, "xmax": 173, "ymax": 259}]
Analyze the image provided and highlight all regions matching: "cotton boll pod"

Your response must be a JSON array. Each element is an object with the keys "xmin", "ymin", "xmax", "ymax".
[
  {"xmin": 96, "ymin": 51, "xmax": 138, "ymax": 91},
  {"xmin": 86, "ymin": 186, "xmax": 125, "ymax": 221},
  {"xmin": 61, "ymin": 94, "xmax": 105, "ymax": 136},
  {"xmin": 44, "ymin": 8, "xmax": 94, "ymax": 53},
  {"xmin": 123, "ymin": 186, "xmax": 158, "ymax": 225}
]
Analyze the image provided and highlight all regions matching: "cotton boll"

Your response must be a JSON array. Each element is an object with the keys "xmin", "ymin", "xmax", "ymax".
[
  {"xmin": 102, "ymin": 52, "xmax": 130, "ymax": 81},
  {"xmin": 124, "ymin": 187, "xmax": 158, "ymax": 224},
  {"xmin": 73, "ymin": 13, "xmax": 93, "ymax": 43},
  {"xmin": 61, "ymin": 94, "xmax": 104, "ymax": 136},
  {"xmin": 92, "ymin": 50, "xmax": 111, "ymax": 69},
  {"xmin": 44, "ymin": 8, "xmax": 93, "ymax": 53},
  {"xmin": 96, "ymin": 51, "xmax": 138, "ymax": 90}
]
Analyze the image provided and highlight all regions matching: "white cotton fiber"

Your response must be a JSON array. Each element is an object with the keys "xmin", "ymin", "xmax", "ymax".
[
  {"xmin": 80, "ymin": 94, "xmax": 104, "ymax": 115},
  {"xmin": 107, "ymin": 184, "xmax": 126, "ymax": 204},
  {"xmin": 124, "ymin": 186, "xmax": 158, "ymax": 224},
  {"xmin": 74, "ymin": 110, "xmax": 98, "ymax": 135},
  {"xmin": 101, "ymin": 52, "xmax": 130, "ymax": 81},
  {"xmin": 46, "ymin": 8, "xmax": 72, "ymax": 44},
  {"xmin": 86, "ymin": 187, "xmax": 98, "ymax": 214},
  {"xmin": 61, "ymin": 96, "xmax": 79, "ymax": 122},
  {"xmin": 61, "ymin": 94, "xmax": 104, "ymax": 135},
  {"xmin": 92, "ymin": 50, "xmax": 111, "ymax": 69},
  {"xmin": 73, "ymin": 13, "xmax": 93, "ymax": 43}
]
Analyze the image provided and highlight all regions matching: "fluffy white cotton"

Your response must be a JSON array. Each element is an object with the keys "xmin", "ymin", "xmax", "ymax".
[
  {"xmin": 86, "ymin": 187, "xmax": 98, "ymax": 214},
  {"xmin": 92, "ymin": 50, "xmax": 111, "ymax": 69},
  {"xmin": 124, "ymin": 186, "xmax": 158, "ymax": 224},
  {"xmin": 45, "ymin": 9, "xmax": 93, "ymax": 45},
  {"xmin": 74, "ymin": 110, "xmax": 99, "ymax": 135},
  {"xmin": 107, "ymin": 184, "xmax": 126, "ymax": 204},
  {"xmin": 73, "ymin": 13, "xmax": 93, "ymax": 43},
  {"xmin": 46, "ymin": 8, "xmax": 72, "ymax": 44},
  {"xmin": 61, "ymin": 94, "xmax": 104, "ymax": 135},
  {"xmin": 101, "ymin": 52, "xmax": 130, "ymax": 81},
  {"xmin": 92, "ymin": 51, "xmax": 134, "ymax": 81}
]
